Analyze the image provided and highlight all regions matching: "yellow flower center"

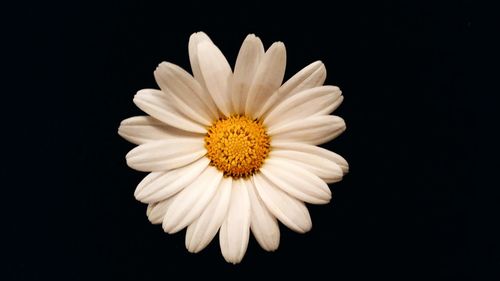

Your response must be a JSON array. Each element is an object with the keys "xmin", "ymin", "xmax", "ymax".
[{"xmin": 205, "ymin": 115, "xmax": 270, "ymax": 179}]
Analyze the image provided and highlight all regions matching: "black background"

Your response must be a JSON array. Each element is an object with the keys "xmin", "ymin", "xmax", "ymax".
[{"xmin": 5, "ymin": 0, "xmax": 497, "ymax": 280}]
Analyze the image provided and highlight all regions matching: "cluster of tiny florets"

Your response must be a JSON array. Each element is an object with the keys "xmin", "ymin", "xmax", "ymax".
[{"xmin": 205, "ymin": 115, "xmax": 270, "ymax": 178}]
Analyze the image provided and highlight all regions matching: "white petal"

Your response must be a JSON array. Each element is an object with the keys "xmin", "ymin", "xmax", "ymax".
[
  {"xmin": 219, "ymin": 179, "xmax": 251, "ymax": 264},
  {"xmin": 269, "ymin": 115, "xmax": 346, "ymax": 145},
  {"xmin": 147, "ymin": 199, "xmax": 172, "ymax": 224},
  {"xmin": 197, "ymin": 41, "xmax": 233, "ymax": 116},
  {"xmin": 154, "ymin": 62, "xmax": 219, "ymax": 122},
  {"xmin": 245, "ymin": 42, "xmax": 286, "ymax": 118},
  {"xmin": 247, "ymin": 179, "xmax": 280, "ymax": 251},
  {"xmin": 185, "ymin": 177, "xmax": 232, "ymax": 253},
  {"xmin": 327, "ymin": 95, "xmax": 344, "ymax": 115},
  {"xmin": 260, "ymin": 158, "xmax": 331, "ymax": 204},
  {"xmin": 133, "ymin": 89, "xmax": 207, "ymax": 133},
  {"xmin": 188, "ymin": 32, "xmax": 213, "ymax": 90},
  {"xmin": 271, "ymin": 142, "xmax": 349, "ymax": 174},
  {"xmin": 269, "ymin": 150, "xmax": 342, "ymax": 184},
  {"xmin": 126, "ymin": 138, "xmax": 206, "ymax": 172},
  {"xmin": 231, "ymin": 34, "xmax": 265, "ymax": 115},
  {"xmin": 253, "ymin": 173, "xmax": 312, "ymax": 233},
  {"xmin": 146, "ymin": 203, "xmax": 153, "ymax": 217},
  {"xmin": 162, "ymin": 166, "xmax": 223, "ymax": 234},
  {"xmin": 134, "ymin": 157, "xmax": 210, "ymax": 203},
  {"xmin": 264, "ymin": 86, "xmax": 342, "ymax": 129},
  {"xmin": 258, "ymin": 61, "xmax": 326, "ymax": 118},
  {"xmin": 118, "ymin": 116, "xmax": 202, "ymax": 145}
]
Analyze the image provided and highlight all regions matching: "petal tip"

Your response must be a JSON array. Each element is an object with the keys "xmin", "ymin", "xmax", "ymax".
[
  {"xmin": 262, "ymin": 239, "xmax": 280, "ymax": 252},
  {"xmin": 190, "ymin": 31, "xmax": 209, "ymax": 40},
  {"xmin": 223, "ymin": 256, "xmax": 243, "ymax": 265},
  {"xmin": 311, "ymin": 60, "xmax": 324, "ymax": 67},
  {"xmin": 117, "ymin": 127, "xmax": 126, "ymax": 138},
  {"xmin": 186, "ymin": 242, "xmax": 200, "ymax": 253},
  {"xmin": 270, "ymin": 41, "xmax": 286, "ymax": 52}
]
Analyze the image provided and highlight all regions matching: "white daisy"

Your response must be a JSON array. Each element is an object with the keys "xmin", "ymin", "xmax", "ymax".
[{"xmin": 118, "ymin": 32, "xmax": 348, "ymax": 264}]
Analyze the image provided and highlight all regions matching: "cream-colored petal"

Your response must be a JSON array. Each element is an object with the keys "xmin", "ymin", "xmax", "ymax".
[
  {"xmin": 146, "ymin": 203, "xmax": 153, "ymax": 217},
  {"xmin": 253, "ymin": 173, "xmax": 312, "ymax": 233},
  {"xmin": 219, "ymin": 179, "xmax": 251, "ymax": 264},
  {"xmin": 231, "ymin": 34, "xmax": 265, "ymax": 115},
  {"xmin": 162, "ymin": 166, "xmax": 222, "ymax": 234},
  {"xmin": 258, "ymin": 61, "xmax": 326, "ymax": 118},
  {"xmin": 326, "ymin": 95, "xmax": 344, "ymax": 115},
  {"xmin": 185, "ymin": 177, "xmax": 232, "ymax": 253},
  {"xmin": 126, "ymin": 138, "xmax": 206, "ymax": 172},
  {"xmin": 134, "ymin": 157, "xmax": 210, "ymax": 203},
  {"xmin": 155, "ymin": 62, "xmax": 219, "ymax": 122},
  {"xmin": 271, "ymin": 142, "xmax": 349, "ymax": 174},
  {"xmin": 245, "ymin": 42, "xmax": 286, "ymax": 118},
  {"xmin": 269, "ymin": 115, "xmax": 346, "ymax": 145},
  {"xmin": 188, "ymin": 32, "xmax": 213, "ymax": 90},
  {"xmin": 260, "ymin": 158, "xmax": 331, "ymax": 204},
  {"xmin": 264, "ymin": 86, "xmax": 342, "ymax": 129},
  {"xmin": 133, "ymin": 89, "xmax": 207, "ymax": 133},
  {"xmin": 247, "ymin": 179, "xmax": 280, "ymax": 251},
  {"xmin": 118, "ymin": 116, "xmax": 202, "ymax": 145},
  {"xmin": 269, "ymin": 150, "xmax": 343, "ymax": 184},
  {"xmin": 197, "ymin": 41, "xmax": 233, "ymax": 116},
  {"xmin": 146, "ymin": 199, "xmax": 172, "ymax": 224}
]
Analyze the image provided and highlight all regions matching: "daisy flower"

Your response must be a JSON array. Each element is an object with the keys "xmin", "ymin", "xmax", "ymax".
[{"xmin": 118, "ymin": 32, "xmax": 348, "ymax": 264}]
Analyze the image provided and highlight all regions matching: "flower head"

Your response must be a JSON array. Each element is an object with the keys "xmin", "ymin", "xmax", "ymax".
[{"xmin": 118, "ymin": 32, "xmax": 348, "ymax": 264}]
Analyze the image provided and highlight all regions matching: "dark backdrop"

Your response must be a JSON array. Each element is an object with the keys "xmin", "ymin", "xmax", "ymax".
[{"xmin": 6, "ymin": 0, "xmax": 494, "ymax": 280}]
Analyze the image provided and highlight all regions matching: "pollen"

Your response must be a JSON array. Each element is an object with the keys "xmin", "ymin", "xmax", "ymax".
[{"xmin": 204, "ymin": 115, "xmax": 271, "ymax": 179}]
